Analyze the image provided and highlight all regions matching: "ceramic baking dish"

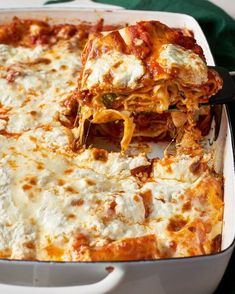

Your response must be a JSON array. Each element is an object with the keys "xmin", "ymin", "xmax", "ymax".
[{"xmin": 0, "ymin": 8, "xmax": 234, "ymax": 294}]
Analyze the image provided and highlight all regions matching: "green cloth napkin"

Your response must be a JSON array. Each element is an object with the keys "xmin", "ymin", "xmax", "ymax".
[{"xmin": 95, "ymin": 1, "xmax": 235, "ymax": 293}]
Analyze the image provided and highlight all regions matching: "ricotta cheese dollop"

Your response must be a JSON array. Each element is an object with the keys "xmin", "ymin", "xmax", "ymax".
[
  {"xmin": 158, "ymin": 44, "xmax": 208, "ymax": 85},
  {"xmin": 84, "ymin": 50, "xmax": 145, "ymax": 89}
]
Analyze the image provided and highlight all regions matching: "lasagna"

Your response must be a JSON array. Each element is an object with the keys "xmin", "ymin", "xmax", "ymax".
[
  {"xmin": 0, "ymin": 17, "xmax": 223, "ymax": 261},
  {"xmin": 73, "ymin": 21, "xmax": 222, "ymax": 151}
]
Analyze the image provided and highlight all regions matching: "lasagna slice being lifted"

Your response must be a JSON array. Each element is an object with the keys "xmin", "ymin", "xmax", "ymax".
[{"xmin": 72, "ymin": 21, "xmax": 222, "ymax": 151}]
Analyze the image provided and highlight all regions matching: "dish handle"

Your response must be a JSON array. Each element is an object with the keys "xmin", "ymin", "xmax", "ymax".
[{"xmin": 0, "ymin": 265, "xmax": 125, "ymax": 294}]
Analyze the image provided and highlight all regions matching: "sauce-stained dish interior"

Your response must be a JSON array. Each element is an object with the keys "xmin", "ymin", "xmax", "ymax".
[{"xmin": 0, "ymin": 18, "xmax": 223, "ymax": 261}]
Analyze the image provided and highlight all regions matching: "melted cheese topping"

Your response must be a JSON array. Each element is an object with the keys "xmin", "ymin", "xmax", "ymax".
[
  {"xmin": 158, "ymin": 44, "xmax": 208, "ymax": 85},
  {"xmin": 0, "ymin": 42, "xmax": 81, "ymax": 133},
  {"xmin": 0, "ymin": 128, "xmax": 223, "ymax": 260},
  {"xmin": 83, "ymin": 50, "xmax": 145, "ymax": 89},
  {"xmin": 0, "ymin": 26, "xmax": 223, "ymax": 261}
]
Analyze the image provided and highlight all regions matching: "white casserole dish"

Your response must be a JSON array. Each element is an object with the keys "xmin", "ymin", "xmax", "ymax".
[{"xmin": 0, "ymin": 8, "xmax": 234, "ymax": 294}]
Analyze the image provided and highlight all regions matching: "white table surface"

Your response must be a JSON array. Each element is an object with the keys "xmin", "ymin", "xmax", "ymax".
[
  {"xmin": 210, "ymin": 0, "xmax": 235, "ymax": 19},
  {"xmin": 0, "ymin": 0, "xmax": 233, "ymax": 293}
]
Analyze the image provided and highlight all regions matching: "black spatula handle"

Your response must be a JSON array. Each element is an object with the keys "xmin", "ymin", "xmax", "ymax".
[{"xmin": 208, "ymin": 66, "xmax": 235, "ymax": 105}]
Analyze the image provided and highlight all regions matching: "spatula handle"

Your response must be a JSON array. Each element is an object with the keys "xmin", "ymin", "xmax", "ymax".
[{"xmin": 209, "ymin": 66, "xmax": 235, "ymax": 105}]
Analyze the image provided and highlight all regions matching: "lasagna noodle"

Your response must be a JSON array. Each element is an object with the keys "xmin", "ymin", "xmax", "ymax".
[
  {"xmin": 92, "ymin": 109, "xmax": 135, "ymax": 151},
  {"xmin": 123, "ymin": 81, "xmax": 179, "ymax": 113},
  {"xmin": 123, "ymin": 77, "xmax": 218, "ymax": 113},
  {"xmin": 75, "ymin": 107, "xmax": 136, "ymax": 151}
]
